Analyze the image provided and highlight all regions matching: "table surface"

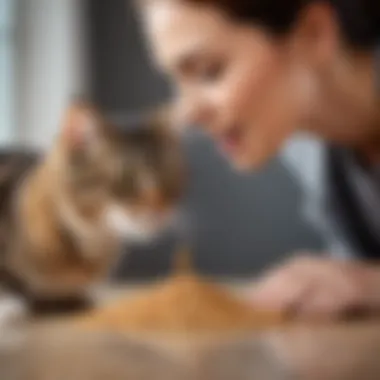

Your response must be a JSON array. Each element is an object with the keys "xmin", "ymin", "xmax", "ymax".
[{"xmin": 1, "ymin": 280, "xmax": 380, "ymax": 380}]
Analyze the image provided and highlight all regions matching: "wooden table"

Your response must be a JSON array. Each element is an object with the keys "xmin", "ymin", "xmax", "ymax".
[{"xmin": 1, "ymin": 282, "xmax": 380, "ymax": 380}]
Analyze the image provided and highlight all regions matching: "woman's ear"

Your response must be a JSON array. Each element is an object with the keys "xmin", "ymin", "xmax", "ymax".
[
  {"xmin": 60, "ymin": 101, "xmax": 100, "ymax": 150},
  {"xmin": 291, "ymin": 2, "xmax": 339, "ymax": 67}
]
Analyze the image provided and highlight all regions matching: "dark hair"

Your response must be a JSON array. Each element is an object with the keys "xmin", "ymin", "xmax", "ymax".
[{"xmin": 187, "ymin": 0, "xmax": 380, "ymax": 48}]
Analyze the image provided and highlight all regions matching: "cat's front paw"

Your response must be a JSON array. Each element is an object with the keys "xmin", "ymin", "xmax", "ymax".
[{"xmin": 28, "ymin": 295, "xmax": 94, "ymax": 317}]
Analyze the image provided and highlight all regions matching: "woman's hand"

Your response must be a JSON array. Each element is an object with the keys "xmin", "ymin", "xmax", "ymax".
[{"xmin": 250, "ymin": 254, "xmax": 380, "ymax": 319}]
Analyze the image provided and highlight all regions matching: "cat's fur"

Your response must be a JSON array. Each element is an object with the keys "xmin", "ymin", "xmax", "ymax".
[{"xmin": 0, "ymin": 102, "xmax": 184, "ymax": 315}]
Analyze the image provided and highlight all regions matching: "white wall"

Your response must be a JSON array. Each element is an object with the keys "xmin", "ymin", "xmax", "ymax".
[
  {"xmin": 16, "ymin": 0, "xmax": 88, "ymax": 149},
  {"xmin": 0, "ymin": 0, "xmax": 16, "ymax": 144}
]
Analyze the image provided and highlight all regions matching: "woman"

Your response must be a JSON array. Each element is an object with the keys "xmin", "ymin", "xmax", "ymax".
[{"xmin": 136, "ymin": 0, "xmax": 380, "ymax": 318}]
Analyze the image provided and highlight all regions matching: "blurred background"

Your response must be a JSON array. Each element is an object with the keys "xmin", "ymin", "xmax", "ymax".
[{"xmin": 0, "ymin": 0, "xmax": 323, "ymax": 280}]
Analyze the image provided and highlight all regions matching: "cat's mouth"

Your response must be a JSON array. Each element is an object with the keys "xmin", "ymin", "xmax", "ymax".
[{"xmin": 104, "ymin": 205, "xmax": 176, "ymax": 243}]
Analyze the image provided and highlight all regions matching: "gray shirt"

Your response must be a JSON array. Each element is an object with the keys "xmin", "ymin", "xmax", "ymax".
[{"xmin": 281, "ymin": 134, "xmax": 380, "ymax": 259}]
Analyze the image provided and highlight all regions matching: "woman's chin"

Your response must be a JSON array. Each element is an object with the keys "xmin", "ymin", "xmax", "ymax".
[{"xmin": 229, "ymin": 151, "xmax": 272, "ymax": 172}]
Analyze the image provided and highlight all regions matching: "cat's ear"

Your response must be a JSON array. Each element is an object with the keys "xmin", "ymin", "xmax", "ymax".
[{"xmin": 60, "ymin": 102, "xmax": 100, "ymax": 149}]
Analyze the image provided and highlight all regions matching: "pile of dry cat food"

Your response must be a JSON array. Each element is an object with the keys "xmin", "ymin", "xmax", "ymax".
[{"xmin": 76, "ymin": 248, "xmax": 286, "ymax": 334}]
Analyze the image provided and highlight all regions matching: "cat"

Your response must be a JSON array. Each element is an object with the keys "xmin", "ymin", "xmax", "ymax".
[{"xmin": 0, "ymin": 101, "xmax": 185, "ymax": 317}]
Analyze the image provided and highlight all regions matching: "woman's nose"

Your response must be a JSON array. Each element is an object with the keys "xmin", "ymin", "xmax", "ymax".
[{"xmin": 175, "ymin": 95, "xmax": 213, "ymax": 128}]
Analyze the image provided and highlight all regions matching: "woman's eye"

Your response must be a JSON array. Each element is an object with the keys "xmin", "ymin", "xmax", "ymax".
[{"xmin": 196, "ymin": 62, "xmax": 224, "ymax": 82}]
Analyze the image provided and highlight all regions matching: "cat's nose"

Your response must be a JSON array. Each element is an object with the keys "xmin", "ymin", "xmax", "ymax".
[
  {"xmin": 143, "ymin": 190, "xmax": 164, "ymax": 211},
  {"xmin": 153, "ymin": 199, "xmax": 172, "ymax": 215},
  {"xmin": 146, "ymin": 195, "xmax": 175, "ymax": 216}
]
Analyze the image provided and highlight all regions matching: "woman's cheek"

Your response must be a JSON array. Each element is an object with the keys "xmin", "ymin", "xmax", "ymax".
[
  {"xmin": 219, "ymin": 76, "xmax": 261, "ymax": 126},
  {"xmin": 240, "ymin": 79, "xmax": 301, "ymax": 168}
]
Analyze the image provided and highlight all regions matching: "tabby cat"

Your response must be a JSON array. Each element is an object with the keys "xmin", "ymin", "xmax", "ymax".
[{"xmin": 0, "ymin": 102, "xmax": 184, "ymax": 315}]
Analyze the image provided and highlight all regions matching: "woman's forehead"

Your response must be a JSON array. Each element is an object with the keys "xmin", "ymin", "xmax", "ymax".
[{"xmin": 141, "ymin": 0, "xmax": 237, "ymax": 68}]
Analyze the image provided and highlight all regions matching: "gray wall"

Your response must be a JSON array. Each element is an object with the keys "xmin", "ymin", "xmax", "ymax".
[{"xmin": 88, "ymin": 0, "xmax": 322, "ymax": 279}]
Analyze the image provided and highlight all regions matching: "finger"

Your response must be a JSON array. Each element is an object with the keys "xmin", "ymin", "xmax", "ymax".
[
  {"xmin": 274, "ymin": 262, "xmax": 344, "ymax": 318},
  {"xmin": 296, "ymin": 288, "xmax": 344, "ymax": 319},
  {"xmin": 249, "ymin": 256, "xmax": 329, "ymax": 313},
  {"xmin": 294, "ymin": 279, "xmax": 361, "ymax": 320},
  {"xmin": 250, "ymin": 272, "xmax": 311, "ymax": 312}
]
